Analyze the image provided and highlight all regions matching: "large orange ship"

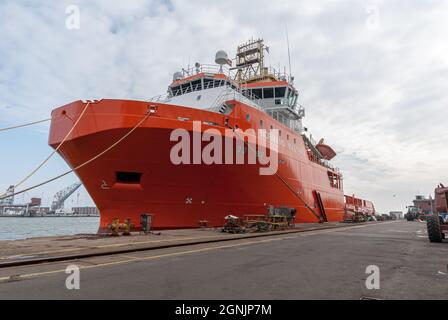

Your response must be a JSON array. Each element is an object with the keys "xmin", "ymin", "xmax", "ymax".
[{"xmin": 49, "ymin": 39, "xmax": 360, "ymax": 231}]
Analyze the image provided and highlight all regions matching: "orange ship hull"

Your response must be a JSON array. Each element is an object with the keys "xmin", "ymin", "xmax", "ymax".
[{"xmin": 49, "ymin": 99, "xmax": 346, "ymax": 231}]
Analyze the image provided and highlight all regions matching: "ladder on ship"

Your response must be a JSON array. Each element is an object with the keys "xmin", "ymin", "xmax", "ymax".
[{"xmin": 313, "ymin": 190, "xmax": 328, "ymax": 223}]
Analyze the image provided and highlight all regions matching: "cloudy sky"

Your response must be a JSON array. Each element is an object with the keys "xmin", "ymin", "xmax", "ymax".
[{"xmin": 0, "ymin": 0, "xmax": 447, "ymax": 213}]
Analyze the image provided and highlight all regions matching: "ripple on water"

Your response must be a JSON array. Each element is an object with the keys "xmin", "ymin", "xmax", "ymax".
[{"xmin": 0, "ymin": 217, "xmax": 100, "ymax": 241}]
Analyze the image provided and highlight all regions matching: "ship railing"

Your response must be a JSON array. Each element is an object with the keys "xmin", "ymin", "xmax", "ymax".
[
  {"xmin": 290, "ymin": 119, "xmax": 303, "ymax": 133},
  {"xmin": 236, "ymin": 66, "xmax": 294, "ymax": 84},
  {"xmin": 149, "ymin": 80, "xmax": 234, "ymax": 102},
  {"xmin": 302, "ymin": 133, "xmax": 341, "ymax": 173},
  {"xmin": 148, "ymin": 83, "xmax": 266, "ymax": 114},
  {"xmin": 210, "ymin": 85, "xmax": 267, "ymax": 113},
  {"xmin": 180, "ymin": 64, "xmax": 237, "ymax": 80},
  {"xmin": 148, "ymin": 93, "xmax": 170, "ymax": 103},
  {"xmin": 178, "ymin": 63, "xmax": 294, "ymax": 85},
  {"xmin": 149, "ymin": 82, "xmax": 206, "ymax": 102},
  {"xmin": 267, "ymin": 66, "xmax": 291, "ymax": 82}
]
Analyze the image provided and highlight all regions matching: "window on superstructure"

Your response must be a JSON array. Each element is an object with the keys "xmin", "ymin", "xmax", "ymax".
[
  {"xmin": 288, "ymin": 88, "xmax": 293, "ymax": 98},
  {"xmin": 275, "ymin": 87, "xmax": 286, "ymax": 98},
  {"xmin": 286, "ymin": 89, "xmax": 298, "ymax": 107},
  {"xmin": 213, "ymin": 80, "xmax": 224, "ymax": 88},
  {"xmin": 252, "ymin": 89, "xmax": 262, "ymax": 99},
  {"xmin": 263, "ymin": 88, "xmax": 274, "ymax": 99},
  {"xmin": 181, "ymin": 82, "xmax": 192, "ymax": 94},
  {"xmin": 279, "ymin": 113, "xmax": 284, "ymax": 124},
  {"xmin": 204, "ymin": 78, "xmax": 213, "ymax": 89},
  {"xmin": 328, "ymin": 172, "xmax": 341, "ymax": 189},
  {"xmin": 260, "ymin": 120, "xmax": 264, "ymax": 128},
  {"xmin": 191, "ymin": 80, "xmax": 202, "ymax": 91},
  {"xmin": 171, "ymin": 86, "xmax": 181, "ymax": 96}
]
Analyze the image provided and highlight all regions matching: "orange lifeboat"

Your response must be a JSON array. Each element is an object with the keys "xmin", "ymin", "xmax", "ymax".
[{"xmin": 316, "ymin": 139, "xmax": 337, "ymax": 160}]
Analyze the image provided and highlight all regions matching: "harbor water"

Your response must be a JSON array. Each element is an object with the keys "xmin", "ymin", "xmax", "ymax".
[{"xmin": 0, "ymin": 217, "xmax": 100, "ymax": 241}]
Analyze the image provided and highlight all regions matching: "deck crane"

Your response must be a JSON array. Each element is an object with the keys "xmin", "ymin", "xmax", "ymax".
[{"xmin": 50, "ymin": 182, "xmax": 82, "ymax": 212}]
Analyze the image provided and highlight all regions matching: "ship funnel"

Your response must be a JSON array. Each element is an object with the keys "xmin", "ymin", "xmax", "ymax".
[{"xmin": 173, "ymin": 72, "xmax": 183, "ymax": 81}]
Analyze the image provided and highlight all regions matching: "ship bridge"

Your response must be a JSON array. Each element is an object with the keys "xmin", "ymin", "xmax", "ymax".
[{"xmin": 150, "ymin": 39, "xmax": 305, "ymax": 133}]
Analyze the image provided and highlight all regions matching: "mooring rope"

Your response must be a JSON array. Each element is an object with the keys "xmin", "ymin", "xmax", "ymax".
[
  {"xmin": 0, "ymin": 110, "xmax": 151, "ymax": 201},
  {"xmin": 0, "ymin": 102, "xmax": 92, "ymax": 200},
  {"xmin": 0, "ymin": 118, "xmax": 51, "ymax": 132}
]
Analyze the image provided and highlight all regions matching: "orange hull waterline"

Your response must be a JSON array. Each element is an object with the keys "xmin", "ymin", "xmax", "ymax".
[{"xmin": 48, "ymin": 39, "xmax": 358, "ymax": 231}]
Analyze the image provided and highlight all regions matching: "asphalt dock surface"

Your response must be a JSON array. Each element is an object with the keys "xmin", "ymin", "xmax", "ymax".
[{"xmin": 0, "ymin": 220, "xmax": 447, "ymax": 300}]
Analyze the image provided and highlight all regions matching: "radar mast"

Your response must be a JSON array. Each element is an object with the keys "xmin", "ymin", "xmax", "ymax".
[{"xmin": 233, "ymin": 39, "xmax": 276, "ymax": 83}]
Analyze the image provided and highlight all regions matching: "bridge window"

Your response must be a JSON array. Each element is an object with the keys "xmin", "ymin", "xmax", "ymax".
[
  {"xmin": 191, "ymin": 80, "xmax": 202, "ymax": 91},
  {"xmin": 263, "ymin": 88, "xmax": 274, "ymax": 99},
  {"xmin": 275, "ymin": 87, "xmax": 286, "ymax": 98},
  {"xmin": 252, "ymin": 89, "xmax": 262, "ymax": 99},
  {"xmin": 171, "ymin": 86, "xmax": 181, "ymax": 96},
  {"xmin": 181, "ymin": 82, "xmax": 192, "ymax": 94},
  {"xmin": 203, "ymin": 78, "xmax": 214, "ymax": 89},
  {"xmin": 287, "ymin": 88, "xmax": 298, "ymax": 107},
  {"xmin": 213, "ymin": 80, "xmax": 225, "ymax": 87}
]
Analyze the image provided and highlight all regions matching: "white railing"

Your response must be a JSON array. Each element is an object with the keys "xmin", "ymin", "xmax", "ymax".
[
  {"xmin": 180, "ymin": 64, "xmax": 294, "ymax": 85},
  {"xmin": 149, "ymin": 82, "xmax": 267, "ymax": 114},
  {"xmin": 180, "ymin": 64, "xmax": 237, "ymax": 80},
  {"xmin": 149, "ymin": 79, "xmax": 232, "ymax": 103},
  {"xmin": 210, "ymin": 86, "xmax": 266, "ymax": 112}
]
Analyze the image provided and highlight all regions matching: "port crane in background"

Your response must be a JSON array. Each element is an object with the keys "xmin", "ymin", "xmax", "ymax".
[
  {"xmin": 50, "ymin": 182, "xmax": 82, "ymax": 212},
  {"xmin": 0, "ymin": 186, "xmax": 14, "ymax": 206}
]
